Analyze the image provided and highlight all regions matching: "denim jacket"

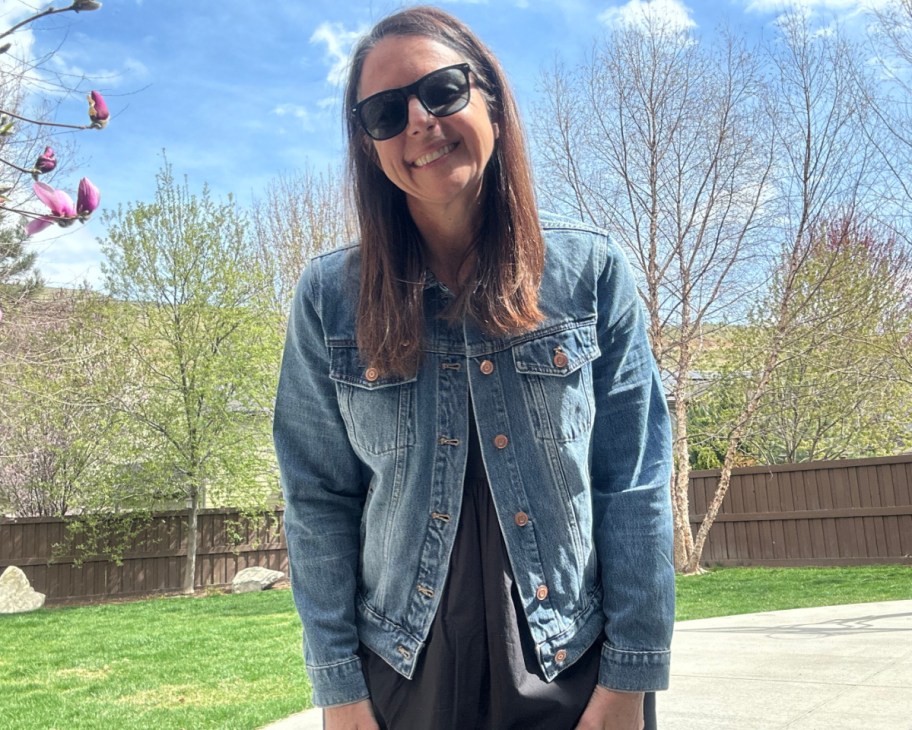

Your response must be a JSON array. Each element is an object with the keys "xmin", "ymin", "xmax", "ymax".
[{"xmin": 274, "ymin": 213, "xmax": 675, "ymax": 708}]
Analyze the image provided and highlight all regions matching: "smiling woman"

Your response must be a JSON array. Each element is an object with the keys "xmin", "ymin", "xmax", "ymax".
[{"xmin": 273, "ymin": 6, "xmax": 675, "ymax": 730}]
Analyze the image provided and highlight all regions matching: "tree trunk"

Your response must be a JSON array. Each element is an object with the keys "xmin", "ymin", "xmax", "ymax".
[
  {"xmin": 183, "ymin": 489, "xmax": 199, "ymax": 594},
  {"xmin": 671, "ymin": 396, "xmax": 695, "ymax": 571}
]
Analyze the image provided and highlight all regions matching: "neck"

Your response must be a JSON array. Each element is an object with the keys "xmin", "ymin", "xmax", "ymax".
[{"xmin": 408, "ymin": 198, "xmax": 482, "ymax": 293}]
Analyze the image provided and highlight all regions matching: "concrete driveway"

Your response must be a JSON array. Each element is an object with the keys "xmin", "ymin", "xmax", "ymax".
[{"xmin": 262, "ymin": 600, "xmax": 912, "ymax": 730}]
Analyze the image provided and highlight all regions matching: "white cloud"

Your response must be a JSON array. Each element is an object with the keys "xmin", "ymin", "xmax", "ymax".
[
  {"xmin": 29, "ymin": 222, "xmax": 104, "ymax": 288},
  {"xmin": 46, "ymin": 52, "xmax": 149, "ymax": 93},
  {"xmin": 599, "ymin": 0, "xmax": 697, "ymax": 31},
  {"xmin": 0, "ymin": 7, "xmax": 38, "ymax": 82},
  {"xmin": 272, "ymin": 103, "xmax": 314, "ymax": 132},
  {"xmin": 310, "ymin": 22, "xmax": 365, "ymax": 86}
]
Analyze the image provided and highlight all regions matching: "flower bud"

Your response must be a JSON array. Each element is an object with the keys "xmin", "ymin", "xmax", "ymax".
[
  {"xmin": 77, "ymin": 177, "xmax": 101, "ymax": 217},
  {"xmin": 87, "ymin": 90, "xmax": 109, "ymax": 128},
  {"xmin": 33, "ymin": 147, "xmax": 57, "ymax": 177}
]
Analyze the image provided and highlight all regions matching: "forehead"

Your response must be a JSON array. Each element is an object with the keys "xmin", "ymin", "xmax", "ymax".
[{"xmin": 358, "ymin": 36, "xmax": 465, "ymax": 101}]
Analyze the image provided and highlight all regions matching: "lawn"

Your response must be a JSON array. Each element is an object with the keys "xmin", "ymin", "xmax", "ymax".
[
  {"xmin": 674, "ymin": 564, "xmax": 912, "ymax": 621},
  {"xmin": 0, "ymin": 565, "xmax": 909, "ymax": 729},
  {"xmin": 0, "ymin": 588, "xmax": 308, "ymax": 730}
]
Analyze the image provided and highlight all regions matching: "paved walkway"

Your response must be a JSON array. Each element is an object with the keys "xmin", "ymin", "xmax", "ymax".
[{"xmin": 261, "ymin": 600, "xmax": 912, "ymax": 730}]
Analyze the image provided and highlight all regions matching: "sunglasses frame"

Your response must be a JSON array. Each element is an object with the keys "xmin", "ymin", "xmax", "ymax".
[{"xmin": 353, "ymin": 63, "xmax": 473, "ymax": 141}]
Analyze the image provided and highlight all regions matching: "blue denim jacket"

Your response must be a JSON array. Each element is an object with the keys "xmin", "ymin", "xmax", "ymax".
[{"xmin": 274, "ymin": 213, "xmax": 675, "ymax": 708}]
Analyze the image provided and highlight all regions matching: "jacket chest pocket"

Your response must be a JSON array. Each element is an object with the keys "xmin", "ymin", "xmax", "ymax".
[
  {"xmin": 329, "ymin": 346, "xmax": 417, "ymax": 455},
  {"xmin": 512, "ymin": 324, "xmax": 600, "ymax": 442}
]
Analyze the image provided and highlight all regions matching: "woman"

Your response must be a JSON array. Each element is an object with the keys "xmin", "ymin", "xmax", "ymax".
[{"xmin": 273, "ymin": 6, "xmax": 674, "ymax": 729}]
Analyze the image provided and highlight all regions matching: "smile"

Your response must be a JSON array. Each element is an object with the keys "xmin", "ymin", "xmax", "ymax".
[{"xmin": 413, "ymin": 143, "xmax": 457, "ymax": 168}]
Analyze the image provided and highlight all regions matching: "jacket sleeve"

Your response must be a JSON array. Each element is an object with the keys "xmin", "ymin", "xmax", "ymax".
[
  {"xmin": 273, "ymin": 260, "xmax": 370, "ymax": 707},
  {"xmin": 590, "ymin": 234, "xmax": 675, "ymax": 692}
]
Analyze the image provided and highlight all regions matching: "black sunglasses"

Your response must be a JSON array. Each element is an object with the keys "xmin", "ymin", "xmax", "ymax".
[{"xmin": 353, "ymin": 63, "xmax": 473, "ymax": 141}]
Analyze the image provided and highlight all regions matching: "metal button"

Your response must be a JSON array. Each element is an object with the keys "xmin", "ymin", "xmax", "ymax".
[
  {"xmin": 555, "ymin": 649, "xmax": 568, "ymax": 663},
  {"xmin": 553, "ymin": 350, "xmax": 569, "ymax": 368},
  {"xmin": 535, "ymin": 584, "xmax": 549, "ymax": 601},
  {"xmin": 514, "ymin": 512, "xmax": 529, "ymax": 527},
  {"xmin": 364, "ymin": 367, "xmax": 379, "ymax": 382},
  {"xmin": 480, "ymin": 359, "xmax": 494, "ymax": 375},
  {"xmin": 493, "ymin": 434, "xmax": 509, "ymax": 449}
]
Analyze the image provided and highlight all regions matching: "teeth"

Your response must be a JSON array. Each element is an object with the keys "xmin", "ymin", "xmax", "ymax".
[{"xmin": 414, "ymin": 143, "xmax": 456, "ymax": 168}]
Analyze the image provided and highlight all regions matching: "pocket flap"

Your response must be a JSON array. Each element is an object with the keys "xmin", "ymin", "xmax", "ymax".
[
  {"xmin": 512, "ymin": 324, "xmax": 600, "ymax": 376},
  {"xmin": 329, "ymin": 346, "xmax": 417, "ymax": 390}
]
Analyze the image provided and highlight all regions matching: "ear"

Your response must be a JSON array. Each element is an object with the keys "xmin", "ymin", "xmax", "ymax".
[{"xmin": 492, "ymin": 121, "xmax": 500, "ymax": 140}]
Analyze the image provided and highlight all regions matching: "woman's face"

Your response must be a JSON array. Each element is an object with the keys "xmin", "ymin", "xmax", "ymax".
[{"xmin": 357, "ymin": 35, "xmax": 498, "ymax": 224}]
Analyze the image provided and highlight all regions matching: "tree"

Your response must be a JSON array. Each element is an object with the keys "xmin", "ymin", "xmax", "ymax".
[
  {"xmin": 744, "ymin": 220, "xmax": 912, "ymax": 463},
  {"xmin": 689, "ymin": 222, "xmax": 912, "ymax": 468},
  {"xmin": 866, "ymin": 0, "xmax": 912, "ymax": 223},
  {"xmin": 100, "ymin": 162, "xmax": 278, "ymax": 593},
  {"xmin": 251, "ymin": 166, "xmax": 353, "ymax": 332},
  {"xmin": 681, "ymin": 13, "xmax": 889, "ymax": 573},
  {"xmin": 534, "ymin": 11, "xmax": 775, "ymax": 570},
  {"xmin": 0, "ymin": 218, "xmax": 41, "ymax": 310},
  {"xmin": 0, "ymin": 287, "xmax": 117, "ymax": 517},
  {"xmin": 534, "ymin": 9, "xmax": 887, "ymax": 571},
  {"xmin": 0, "ymin": 2, "xmax": 109, "ymax": 328}
]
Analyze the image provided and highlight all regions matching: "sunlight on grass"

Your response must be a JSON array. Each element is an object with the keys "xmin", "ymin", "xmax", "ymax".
[{"xmin": 55, "ymin": 666, "xmax": 113, "ymax": 681}]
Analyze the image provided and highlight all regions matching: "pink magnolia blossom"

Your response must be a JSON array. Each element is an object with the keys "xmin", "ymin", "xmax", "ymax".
[
  {"xmin": 24, "ymin": 178, "xmax": 102, "ymax": 237},
  {"xmin": 87, "ymin": 90, "xmax": 109, "ymax": 128},
  {"xmin": 33, "ymin": 146, "xmax": 56, "ymax": 175},
  {"xmin": 77, "ymin": 177, "xmax": 100, "ymax": 217},
  {"xmin": 33, "ymin": 181, "xmax": 77, "ymax": 217}
]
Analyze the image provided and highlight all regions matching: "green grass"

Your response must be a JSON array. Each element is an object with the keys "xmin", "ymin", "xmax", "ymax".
[
  {"xmin": 0, "ymin": 589, "xmax": 309, "ymax": 730},
  {"xmin": 674, "ymin": 564, "xmax": 912, "ymax": 621},
  {"xmin": 0, "ymin": 565, "xmax": 910, "ymax": 729}
]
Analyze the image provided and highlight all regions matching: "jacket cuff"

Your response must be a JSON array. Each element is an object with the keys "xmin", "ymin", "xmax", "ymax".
[
  {"xmin": 598, "ymin": 642, "xmax": 671, "ymax": 692},
  {"xmin": 307, "ymin": 655, "xmax": 370, "ymax": 707}
]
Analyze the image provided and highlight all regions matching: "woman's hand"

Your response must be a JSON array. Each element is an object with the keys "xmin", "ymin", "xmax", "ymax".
[
  {"xmin": 574, "ymin": 686, "xmax": 645, "ymax": 730},
  {"xmin": 323, "ymin": 699, "xmax": 381, "ymax": 730}
]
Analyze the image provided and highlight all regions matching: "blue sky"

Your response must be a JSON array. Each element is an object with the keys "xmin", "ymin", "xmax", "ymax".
[{"xmin": 0, "ymin": 0, "xmax": 887, "ymax": 286}]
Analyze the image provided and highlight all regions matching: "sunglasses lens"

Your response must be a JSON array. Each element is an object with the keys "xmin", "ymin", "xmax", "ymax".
[
  {"xmin": 360, "ymin": 91, "xmax": 408, "ymax": 141},
  {"xmin": 420, "ymin": 67, "xmax": 470, "ymax": 116}
]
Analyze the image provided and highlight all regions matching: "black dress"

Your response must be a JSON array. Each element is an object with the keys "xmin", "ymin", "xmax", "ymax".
[{"xmin": 357, "ymin": 402, "xmax": 658, "ymax": 730}]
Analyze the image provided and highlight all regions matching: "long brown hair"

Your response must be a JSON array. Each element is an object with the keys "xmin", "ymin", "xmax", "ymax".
[{"xmin": 344, "ymin": 5, "xmax": 544, "ymax": 377}]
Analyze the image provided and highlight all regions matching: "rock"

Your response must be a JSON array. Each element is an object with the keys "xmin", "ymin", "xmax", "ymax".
[
  {"xmin": 231, "ymin": 566, "xmax": 285, "ymax": 594},
  {"xmin": 0, "ymin": 566, "xmax": 46, "ymax": 614}
]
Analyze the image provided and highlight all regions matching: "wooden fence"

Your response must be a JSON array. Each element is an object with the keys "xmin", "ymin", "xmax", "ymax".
[
  {"xmin": 689, "ymin": 453, "xmax": 912, "ymax": 567},
  {"xmin": 0, "ymin": 509, "xmax": 288, "ymax": 603},
  {"xmin": 2, "ymin": 454, "xmax": 911, "ymax": 602}
]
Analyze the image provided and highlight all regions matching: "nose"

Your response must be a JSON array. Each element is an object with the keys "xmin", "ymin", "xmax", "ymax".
[{"xmin": 406, "ymin": 95, "xmax": 436, "ymax": 135}]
